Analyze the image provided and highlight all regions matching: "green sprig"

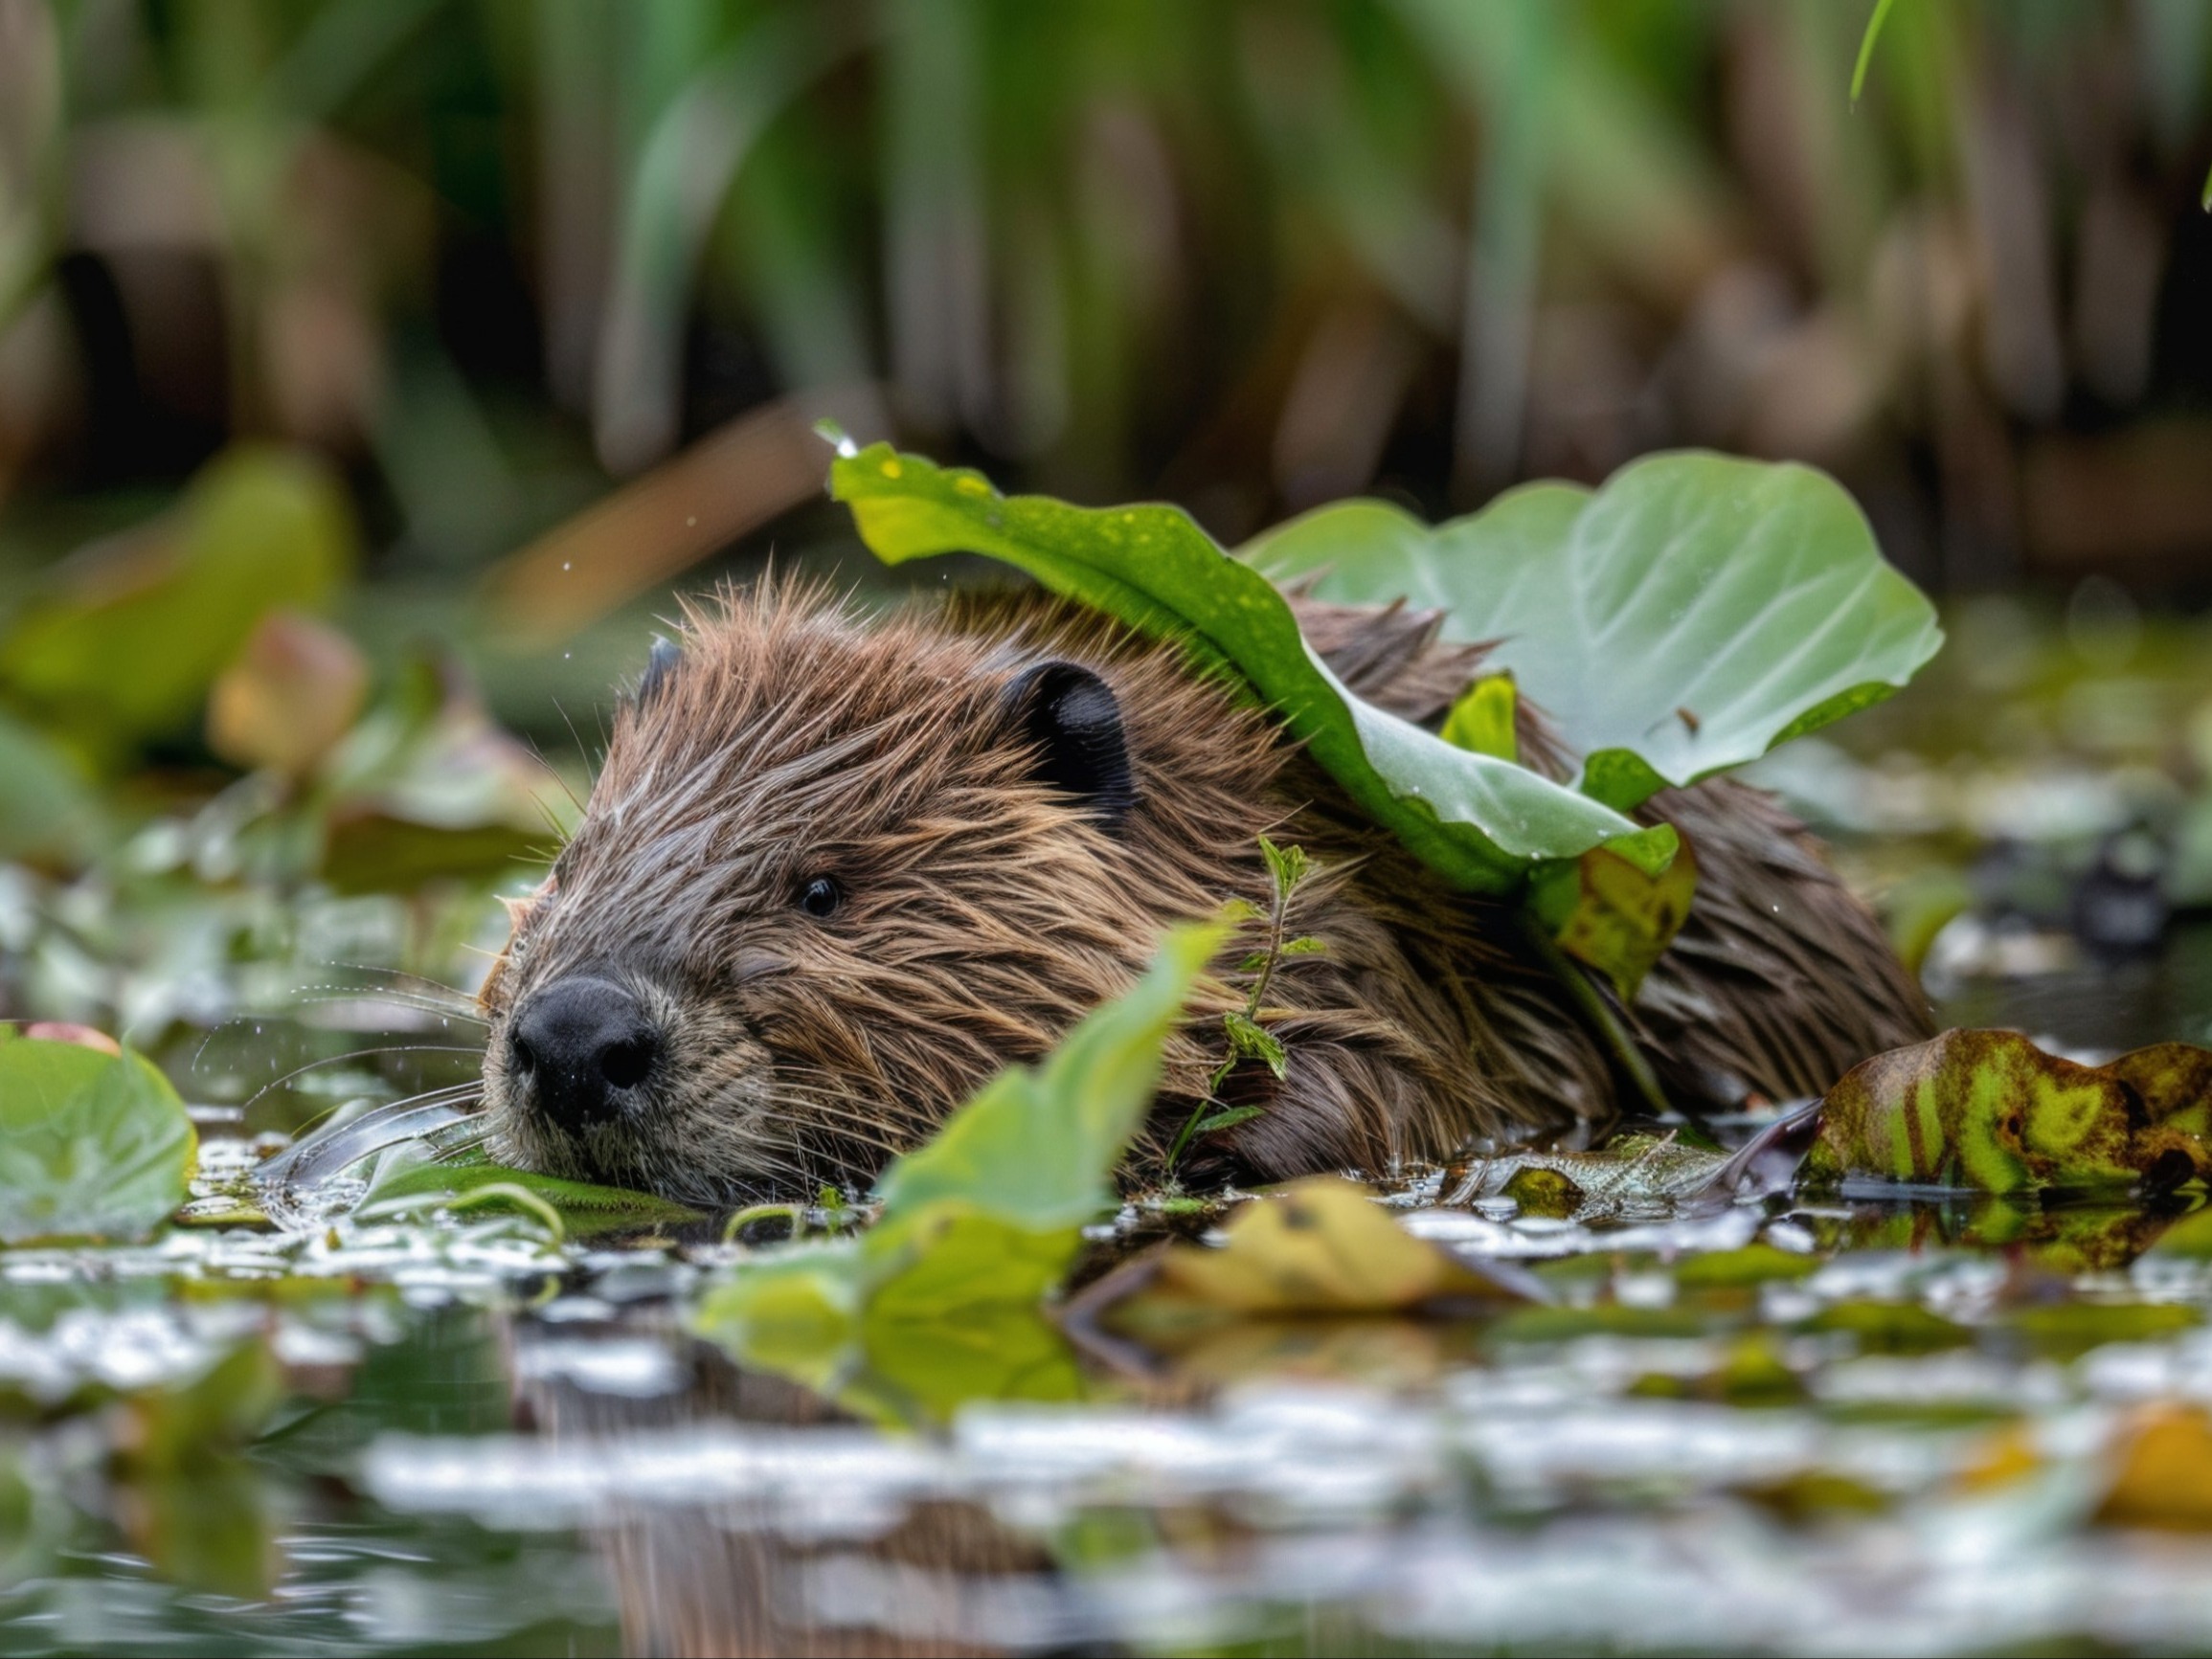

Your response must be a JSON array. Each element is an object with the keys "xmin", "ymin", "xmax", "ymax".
[{"xmin": 1167, "ymin": 838, "xmax": 1322, "ymax": 1171}]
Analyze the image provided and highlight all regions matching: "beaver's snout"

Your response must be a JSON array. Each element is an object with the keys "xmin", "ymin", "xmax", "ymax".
[{"xmin": 507, "ymin": 975, "xmax": 664, "ymax": 1129}]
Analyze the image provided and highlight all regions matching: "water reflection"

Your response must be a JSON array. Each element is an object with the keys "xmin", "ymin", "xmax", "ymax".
[
  {"xmin": 15, "ymin": 908, "xmax": 2212, "ymax": 1656},
  {"xmin": 514, "ymin": 1334, "xmax": 1055, "ymax": 1656},
  {"xmin": 16, "ymin": 1174, "xmax": 2212, "ymax": 1656}
]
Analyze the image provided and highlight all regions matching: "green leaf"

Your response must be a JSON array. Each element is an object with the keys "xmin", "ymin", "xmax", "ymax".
[
  {"xmin": 313, "ymin": 656, "xmax": 575, "ymax": 894},
  {"xmin": 828, "ymin": 442, "xmax": 1663, "ymax": 893},
  {"xmin": 868, "ymin": 918, "xmax": 1224, "ymax": 1235},
  {"xmin": 357, "ymin": 1152, "xmax": 702, "ymax": 1239},
  {"xmin": 1222, "ymin": 1011, "xmax": 1288, "ymax": 1077},
  {"xmin": 1279, "ymin": 936, "xmax": 1327, "ymax": 956},
  {"xmin": 1440, "ymin": 675, "xmax": 1518, "ymax": 762},
  {"xmin": 1257, "ymin": 835, "xmax": 1307, "ymax": 898},
  {"xmin": 0, "ymin": 1035, "xmax": 195, "ymax": 1244},
  {"xmin": 1850, "ymin": 0, "xmax": 1899, "ymax": 102},
  {"xmin": 690, "ymin": 920, "xmax": 1224, "ymax": 1423},
  {"xmin": 1805, "ymin": 1030, "xmax": 2212, "ymax": 1196},
  {"xmin": 1453, "ymin": 1129, "xmax": 1782, "ymax": 1222},
  {"xmin": 0, "ymin": 446, "xmax": 356, "ymax": 752},
  {"xmin": 1243, "ymin": 453, "xmax": 1942, "ymax": 812},
  {"xmin": 1191, "ymin": 1105, "xmax": 1266, "ymax": 1136}
]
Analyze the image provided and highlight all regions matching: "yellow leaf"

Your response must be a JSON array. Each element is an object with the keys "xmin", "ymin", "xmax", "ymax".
[
  {"xmin": 1151, "ymin": 1177, "xmax": 1527, "ymax": 1314},
  {"xmin": 2095, "ymin": 1406, "xmax": 2212, "ymax": 1531},
  {"xmin": 1953, "ymin": 1424, "xmax": 2043, "ymax": 1494},
  {"xmin": 1530, "ymin": 836, "xmax": 1699, "ymax": 1001}
]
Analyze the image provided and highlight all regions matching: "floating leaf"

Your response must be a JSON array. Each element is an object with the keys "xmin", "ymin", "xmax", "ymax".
[
  {"xmin": 0, "ymin": 1033, "xmax": 195, "ymax": 1244},
  {"xmin": 0, "ymin": 446, "xmax": 355, "ymax": 752},
  {"xmin": 357, "ymin": 1150, "xmax": 702, "ymax": 1239},
  {"xmin": 1243, "ymin": 453, "xmax": 1942, "ymax": 811},
  {"xmin": 2007, "ymin": 1300, "xmax": 2200, "ymax": 1358},
  {"xmin": 1501, "ymin": 1165, "xmax": 1583, "ymax": 1219},
  {"xmin": 1528, "ymin": 836, "xmax": 1700, "ymax": 1001},
  {"xmin": 691, "ymin": 921, "xmax": 1222, "ymax": 1424},
  {"xmin": 1453, "ymin": 1113, "xmax": 1816, "ymax": 1222},
  {"xmin": 1673, "ymin": 1243, "xmax": 1822, "ymax": 1288},
  {"xmin": 1800, "ymin": 1299, "xmax": 1972, "ymax": 1356},
  {"xmin": 2103, "ymin": 1043, "xmax": 2212, "ymax": 1138},
  {"xmin": 828, "ymin": 442, "xmax": 1669, "ymax": 894},
  {"xmin": 2095, "ymin": 1407, "xmax": 2212, "ymax": 1531},
  {"xmin": 1805, "ymin": 1029, "xmax": 2212, "ymax": 1197},
  {"xmin": 1125, "ymin": 1177, "xmax": 1535, "ymax": 1316}
]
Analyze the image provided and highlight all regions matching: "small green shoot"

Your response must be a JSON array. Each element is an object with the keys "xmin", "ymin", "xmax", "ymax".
[{"xmin": 1166, "ymin": 838, "xmax": 1322, "ymax": 1172}]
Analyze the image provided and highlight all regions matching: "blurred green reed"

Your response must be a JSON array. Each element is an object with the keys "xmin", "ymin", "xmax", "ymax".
[{"xmin": 0, "ymin": 0, "xmax": 2205, "ymax": 598}]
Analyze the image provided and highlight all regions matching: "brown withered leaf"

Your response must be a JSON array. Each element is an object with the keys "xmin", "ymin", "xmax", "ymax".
[{"xmin": 207, "ymin": 610, "xmax": 370, "ymax": 777}]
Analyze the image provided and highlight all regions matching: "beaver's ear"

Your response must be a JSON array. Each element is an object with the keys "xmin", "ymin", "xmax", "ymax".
[
  {"xmin": 1002, "ymin": 661, "xmax": 1136, "ymax": 829},
  {"xmin": 635, "ymin": 636, "xmax": 682, "ymax": 707}
]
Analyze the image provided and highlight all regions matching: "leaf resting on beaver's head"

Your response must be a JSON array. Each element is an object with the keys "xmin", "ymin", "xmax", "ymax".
[{"xmin": 478, "ymin": 579, "xmax": 1929, "ymax": 1207}]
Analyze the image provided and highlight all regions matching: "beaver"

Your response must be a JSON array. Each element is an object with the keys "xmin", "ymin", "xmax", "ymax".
[{"xmin": 477, "ymin": 579, "xmax": 1930, "ymax": 1206}]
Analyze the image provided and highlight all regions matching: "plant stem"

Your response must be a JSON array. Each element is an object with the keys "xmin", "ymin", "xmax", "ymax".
[
  {"xmin": 1517, "ymin": 912, "xmax": 1671, "ymax": 1119},
  {"xmin": 1167, "ymin": 882, "xmax": 1290, "ymax": 1171},
  {"xmin": 721, "ymin": 1200, "xmax": 804, "ymax": 1244}
]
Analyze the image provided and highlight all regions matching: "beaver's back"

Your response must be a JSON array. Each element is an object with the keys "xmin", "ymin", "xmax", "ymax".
[
  {"xmin": 481, "ymin": 579, "xmax": 1930, "ymax": 1200},
  {"xmin": 927, "ymin": 587, "xmax": 1930, "ymax": 1180}
]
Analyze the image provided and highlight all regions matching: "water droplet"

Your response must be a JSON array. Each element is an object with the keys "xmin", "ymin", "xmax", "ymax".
[{"xmin": 562, "ymin": 561, "xmax": 572, "ymax": 572}]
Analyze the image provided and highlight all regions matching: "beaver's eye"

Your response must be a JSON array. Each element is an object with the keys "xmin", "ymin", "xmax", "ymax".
[{"xmin": 797, "ymin": 876, "xmax": 842, "ymax": 919}]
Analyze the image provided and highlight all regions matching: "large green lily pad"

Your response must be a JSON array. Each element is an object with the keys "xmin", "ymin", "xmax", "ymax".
[
  {"xmin": 0, "ymin": 1034, "xmax": 196, "ymax": 1244},
  {"xmin": 827, "ymin": 440, "xmax": 1671, "ymax": 894},
  {"xmin": 1243, "ymin": 453, "xmax": 1943, "ymax": 810}
]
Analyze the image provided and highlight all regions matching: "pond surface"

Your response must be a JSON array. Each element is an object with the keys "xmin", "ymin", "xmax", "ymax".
[
  {"xmin": 12, "ymin": 601, "xmax": 2212, "ymax": 1657},
  {"xmin": 8, "ymin": 938, "xmax": 2212, "ymax": 1659}
]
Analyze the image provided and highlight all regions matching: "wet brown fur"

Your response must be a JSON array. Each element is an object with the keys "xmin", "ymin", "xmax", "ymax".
[{"xmin": 479, "ymin": 580, "xmax": 1930, "ymax": 1205}]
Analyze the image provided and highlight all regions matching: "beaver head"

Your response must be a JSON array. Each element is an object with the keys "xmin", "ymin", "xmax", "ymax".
[{"xmin": 477, "ymin": 582, "xmax": 1294, "ymax": 1207}]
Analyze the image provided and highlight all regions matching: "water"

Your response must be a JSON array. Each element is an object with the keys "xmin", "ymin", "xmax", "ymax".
[{"xmin": 10, "ymin": 930, "xmax": 2212, "ymax": 1658}]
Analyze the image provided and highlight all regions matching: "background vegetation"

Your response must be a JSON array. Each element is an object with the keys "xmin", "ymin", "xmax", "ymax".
[
  {"xmin": 4, "ymin": 1, "xmax": 2211, "ymax": 661},
  {"xmin": 0, "ymin": 0, "xmax": 2209, "ymax": 1031}
]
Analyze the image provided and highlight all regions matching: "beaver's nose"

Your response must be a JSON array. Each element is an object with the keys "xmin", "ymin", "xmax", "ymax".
[{"xmin": 508, "ymin": 976, "xmax": 661, "ymax": 1128}]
